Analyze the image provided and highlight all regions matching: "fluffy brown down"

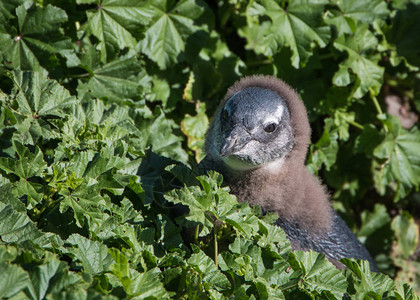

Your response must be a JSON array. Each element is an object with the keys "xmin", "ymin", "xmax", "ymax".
[{"xmin": 204, "ymin": 75, "xmax": 332, "ymax": 234}]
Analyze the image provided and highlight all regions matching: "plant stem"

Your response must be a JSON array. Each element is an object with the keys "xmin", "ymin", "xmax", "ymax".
[
  {"xmin": 194, "ymin": 225, "xmax": 199, "ymax": 245},
  {"xmin": 214, "ymin": 225, "xmax": 218, "ymax": 268},
  {"xmin": 68, "ymin": 73, "xmax": 91, "ymax": 79},
  {"xmin": 369, "ymin": 88, "xmax": 384, "ymax": 115},
  {"xmin": 349, "ymin": 120, "xmax": 364, "ymax": 130},
  {"xmin": 369, "ymin": 88, "xmax": 389, "ymax": 133}
]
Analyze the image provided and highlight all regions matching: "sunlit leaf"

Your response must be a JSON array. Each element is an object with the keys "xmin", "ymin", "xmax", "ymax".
[
  {"xmin": 6, "ymin": 70, "xmax": 77, "ymax": 145},
  {"xmin": 84, "ymin": 55, "xmax": 151, "ymax": 103},
  {"xmin": 26, "ymin": 255, "xmax": 79, "ymax": 300},
  {"xmin": 138, "ymin": 107, "xmax": 188, "ymax": 162},
  {"xmin": 181, "ymin": 102, "xmax": 209, "ymax": 162},
  {"xmin": 392, "ymin": 283, "xmax": 420, "ymax": 300},
  {"xmin": 0, "ymin": 142, "xmax": 46, "ymax": 179},
  {"xmin": 188, "ymin": 245, "xmax": 230, "ymax": 290},
  {"xmin": 138, "ymin": 0, "xmax": 206, "ymax": 68},
  {"xmin": 0, "ymin": 3, "xmax": 71, "ymax": 71},
  {"xmin": 109, "ymin": 248, "xmax": 170, "ymax": 299},
  {"xmin": 0, "ymin": 262, "xmax": 30, "ymax": 298},
  {"xmin": 242, "ymin": 0, "xmax": 330, "ymax": 67},
  {"xmin": 326, "ymin": 0, "xmax": 389, "ymax": 35},
  {"xmin": 60, "ymin": 183, "xmax": 107, "ymax": 228},
  {"xmin": 341, "ymin": 259, "xmax": 395, "ymax": 297},
  {"xmin": 307, "ymin": 124, "xmax": 339, "ymax": 173},
  {"xmin": 66, "ymin": 234, "xmax": 114, "ymax": 275},
  {"xmin": 373, "ymin": 120, "xmax": 420, "ymax": 198},
  {"xmin": 290, "ymin": 250, "xmax": 347, "ymax": 299},
  {"xmin": 333, "ymin": 25, "xmax": 384, "ymax": 97},
  {"xmin": 0, "ymin": 203, "xmax": 61, "ymax": 248},
  {"xmin": 82, "ymin": 0, "xmax": 154, "ymax": 62}
]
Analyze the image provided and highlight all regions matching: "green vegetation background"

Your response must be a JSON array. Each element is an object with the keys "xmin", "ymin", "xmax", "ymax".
[{"xmin": 0, "ymin": 0, "xmax": 420, "ymax": 298}]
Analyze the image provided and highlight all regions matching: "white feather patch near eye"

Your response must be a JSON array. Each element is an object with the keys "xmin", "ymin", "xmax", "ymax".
[
  {"xmin": 264, "ymin": 105, "xmax": 284, "ymax": 125},
  {"xmin": 275, "ymin": 104, "xmax": 284, "ymax": 119}
]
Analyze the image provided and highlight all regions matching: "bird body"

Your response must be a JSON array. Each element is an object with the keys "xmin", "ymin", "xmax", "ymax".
[{"xmin": 201, "ymin": 75, "xmax": 377, "ymax": 271}]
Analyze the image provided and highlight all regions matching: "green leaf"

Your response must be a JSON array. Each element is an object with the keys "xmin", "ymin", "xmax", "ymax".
[
  {"xmin": 355, "ymin": 124, "xmax": 385, "ymax": 154},
  {"xmin": 66, "ymin": 234, "xmax": 114, "ymax": 275},
  {"xmin": 373, "ymin": 121, "xmax": 420, "ymax": 198},
  {"xmin": 0, "ymin": 0, "xmax": 24, "ymax": 24},
  {"xmin": 7, "ymin": 70, "xmax": 77, "ymax": 145},
  {"xmin": 306, "ymin": 125, "xmax": 338, "ymax": 173},
  {"xmin": 148, "ymin": 75, "xmax": 170, "ymax": 106},
  {"xmin": 181, "ymin": 101, "xmax": 209, "ymax": 162},
  {"xmin": 127, "ymin": 268, "xmax": 171, "ymax": 299},
  {"xmin": 253, "ymin": 277, "xmax": 285, "ymax": 299},
  {"xmin": 290, "ymin": 250, "xmax": 347, "ymax": 299},
  {"xmin": 326, "ymin": 0, "xmax": 389, "ymax": 35},
  {"xmin": 247, "ymin": 0, "xmax": 331, "ymax": 67},
  {"xmin": 333, "ymin": 109, "xmax": 356, "ymax": 141},
  {"xmin": 224, "ymin": 208, "xmax": 260, "ymax": 238},
  {"xmin": 236, "ymin": 1, "xmax": 275, "ymax": 54},
  {"xmin": 0, "ymin": 3, "xmax": 71, "ymax": 71},
  {"xmin": 138, "ymin": 0, "xmax": 206, "ymax": 69},
  {"xmin": 358, "ymin": 204, "xmax": 391, "ymax": 239},
  {"xmin": 82, "ymin": 147, "xmax": 127, "ymax": 179},
  {"xmin": 109, "ymin": 248, "xmax": 170, "ymax": 299},
  {"xmin": 0, "ymin": 204, "xmax": 44, "ymax": 244},
  {"xmin": 333, "ymin": 25, "xmax": 384, "ymax": 97},
  {"xmin": 60, "ymin": 183, "xmax": 107, "ymax": 228},
  {"xmin": 0, "ymin": 142, "xmax": 46, "ymax": 179},
  {"xmin": 0, "ymin": 262, "xmax": 30, "ymax": 298},
  {"xmin": 188, "ymin": 245, "xmax": 231, "ymax": 291},
  {"xmin": 0, "ymin": 195, "xmax": 63, "ymax": 248},
  {"xmin": 109, "ymin": 248, "xmax": 130, "ymax": 280},
  {"xmin": 391, "ymin": 212, "xmax": 419, "ymax": 259},
  {"xmin": 387, "ymin": 4, "xmax": 420, "ymax": 67},
  {"xmin": 224, "ymin": 237, "xmax": 267, "ymax": 280},
  {"xmin": 165, "ymin": 171, "xmax": 245, "ymax": 236},
  {"xmin": 0, "ymin": 245, "xmax": 18, "ymax": 263},
  {"xmin": 84, "ymin": 55, "xmax": 151, "ymax": 103},
  {"xmin": 138, "ymin": 107, "xmax": 188, "ymax": 162},
  {"xmin": 26, "ymin": 254, "xmax": 79, "ymax": 300},
  {"xmin": 82, "ymin": 0, "xmax": 153, "ymax": 62},
  {"xmin": 165, "ymin": 185, "xmax": 214, "ymax": 233},
  {"xmin": 341, "ymin": 259, "xmax": 395, "ymax": 297},
  {"xmin": 392, "ymin": 283, "xmax": 420, "ymax": 300},
  {"xmin": 257, "ymin": 219, "xmax": 292, "ymax": 256}
]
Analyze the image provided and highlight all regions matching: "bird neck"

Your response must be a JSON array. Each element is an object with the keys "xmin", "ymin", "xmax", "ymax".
[{"xmin": 217, "ymin": 156, "xmax": 333, "ymax": 235}]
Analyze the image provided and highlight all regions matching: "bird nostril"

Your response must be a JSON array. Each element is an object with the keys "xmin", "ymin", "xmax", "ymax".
[{"xmin": 220, "ymin": 137, "xmax": 237, "ymax": 157}]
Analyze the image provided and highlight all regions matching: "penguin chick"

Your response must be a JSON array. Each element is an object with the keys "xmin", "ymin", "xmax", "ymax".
[{"xmin": 201, "ymin": 75, "xmax": 377, "ymax": 271}]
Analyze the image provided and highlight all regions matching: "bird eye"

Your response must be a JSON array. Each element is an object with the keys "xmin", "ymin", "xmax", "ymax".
[{"xmin": 264, "ymin": 123, "xmax": 277, "ymax": 133}]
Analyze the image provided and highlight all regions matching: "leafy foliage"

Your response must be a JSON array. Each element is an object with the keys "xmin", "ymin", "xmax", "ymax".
[{"xmin": 0, "ymin": 0, "xmax": 419, "ymax": 298}]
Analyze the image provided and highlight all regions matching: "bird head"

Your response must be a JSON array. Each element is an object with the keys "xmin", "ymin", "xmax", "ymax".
[{"xmin": 208, "ymin": 86, "xmax": 295, "ymax": 171}]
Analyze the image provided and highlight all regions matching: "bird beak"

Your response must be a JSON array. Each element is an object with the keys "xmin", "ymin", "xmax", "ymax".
[{"xmin": 219, "ymin": 126, "xmax": 250, "ymax": 157}]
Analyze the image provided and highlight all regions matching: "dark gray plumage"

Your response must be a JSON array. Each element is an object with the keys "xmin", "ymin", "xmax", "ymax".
[{"xmin": 201, "ymin": 75, "xmax": 377, "ymax": 271}]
